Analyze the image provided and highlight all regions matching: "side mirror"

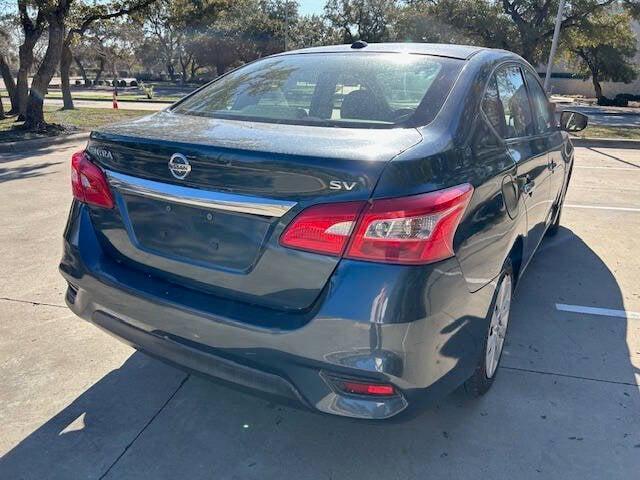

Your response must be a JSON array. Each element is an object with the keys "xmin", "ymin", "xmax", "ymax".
[{"xmin": 560, "ymin": 110, "xmax": 588, "ymax": 132}]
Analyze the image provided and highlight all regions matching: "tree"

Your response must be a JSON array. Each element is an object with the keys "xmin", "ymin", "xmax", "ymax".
[
  {"xmin": 288, "ymin": 14, "xmax": 341, "ymax": 49},
  {"xmin": 137, "ymin": 0, "xmax": 227, "ymax": 83},
  {"xmin": 15, "ymin": 0, "xmax": 47, "ymax": 118},
  {"xmin": 563, "ymin": 12, "xmax": 638, "ymax": 99},
  {"xmin": 324, "ymin": 0, "xmax": 398, "ymax": 43},
  {"xmin": 23, "ymin": 0, "xmax": 73, "ymax": 130},
  {"xmin": 426, "ymin": 0, "xmax": 634, "ymax": 64},
  {"xmin": 391, "ymin": 1, "xmax": 486, "ymax": 44},
  {"xmin": 187, "ymin": 0, "xmax": 298, "ymax": 77},
  {"xmin": 0, "ymin": 18, "xmax": 19, "ymax": 114},
  {"xmin": 60, "ymin": 0, "xmax": 158, "ymax": 109}
]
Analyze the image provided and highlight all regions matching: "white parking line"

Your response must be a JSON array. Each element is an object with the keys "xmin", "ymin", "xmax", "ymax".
[
  {"xmin": 556, "ymin": 303, "xmax": 640, "ymax": 319},
  {"xmin": 564, "ymin": 204, "xmax": 640, "ymax": 212},
  {"xmin": 574, "ymin": 166, "xmax": 639, "ymax": 171}
]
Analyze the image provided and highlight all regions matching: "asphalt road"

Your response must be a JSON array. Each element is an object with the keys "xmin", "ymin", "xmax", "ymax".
[
  {"xmin": 564, "ymin": 105, "xmax": 640, "ymax": 127},
  {"xmin": 0, "ymin": 139, "xmax": 639, "ymax": 479}
]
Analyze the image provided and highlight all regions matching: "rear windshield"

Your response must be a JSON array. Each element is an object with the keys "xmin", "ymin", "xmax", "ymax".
[{"xmin": 172, "ymin": 53, "xmax": 463, "ymax": 128}]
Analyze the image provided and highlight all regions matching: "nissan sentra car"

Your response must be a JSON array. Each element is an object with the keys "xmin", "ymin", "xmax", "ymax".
[{"xmin": 60, "ymin": 42, "xmax": 588, "ymax": 420}]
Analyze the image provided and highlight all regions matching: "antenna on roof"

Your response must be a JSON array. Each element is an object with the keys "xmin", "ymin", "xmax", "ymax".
[{"xmin": 351, "ymin": 40, "xmax": 368, "ymax": 49}]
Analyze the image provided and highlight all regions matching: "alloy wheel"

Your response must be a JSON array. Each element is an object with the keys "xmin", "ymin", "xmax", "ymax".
[{"xmin": 485, "ymin": 274, "xmax": 512, "ymax": 379}]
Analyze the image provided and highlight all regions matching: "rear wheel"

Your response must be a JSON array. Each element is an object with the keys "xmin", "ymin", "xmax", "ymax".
[{"xmin": 464, "ymin": 262, "xmax": 513, "ymax": 397}]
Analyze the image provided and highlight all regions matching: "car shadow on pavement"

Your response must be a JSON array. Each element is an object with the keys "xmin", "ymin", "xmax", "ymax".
[
  {"xmin": 585, "ymin": 147, "xmax": 640, "ymax": 168},
  {"xmin": 1, "ymin": 228, "xmax": 638, "ymax": 480}
]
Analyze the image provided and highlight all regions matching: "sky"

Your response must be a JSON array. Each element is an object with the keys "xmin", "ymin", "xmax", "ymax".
[{"xmin": 298, "ymin": 0, "xmax": 325, "ymax": 16}]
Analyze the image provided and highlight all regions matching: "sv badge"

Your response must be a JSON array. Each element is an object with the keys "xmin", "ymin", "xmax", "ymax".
[{"xmin": 329, "ymin": 180, "xmax": 358, "ymax": 191}]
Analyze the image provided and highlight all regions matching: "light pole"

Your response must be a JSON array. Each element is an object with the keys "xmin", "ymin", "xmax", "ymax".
[
  {"xmin": 544, "ymin": 0, "xmax": 566, "ymax": 92},
  {"xmin": 284, "ymin": 0, "xmax": 289, "ymax": 51}
]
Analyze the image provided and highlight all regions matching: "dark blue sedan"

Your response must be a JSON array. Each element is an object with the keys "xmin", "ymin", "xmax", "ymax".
[{"xmin": 60, "ymin": 42, "xmax": 587, "ymax": 419}]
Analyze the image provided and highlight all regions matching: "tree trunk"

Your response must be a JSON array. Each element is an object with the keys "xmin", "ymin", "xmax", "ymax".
[
  {"xmin": 592, "ymin": 75, "xmax": 603, "ymax": 99},
  {"xmin": 167, "ymin": 62, "xmax": 176, "ymax": 82},
  {"xmin": 0, "ymin": 90, "xmax": 5, "ymax": 119},
  {"xmin": 94, "ymin": 57, "xmax": 105, "ymax": 84},
  {"xmin": 189, "ymin": 62, "xmax": 200, "ymax": 82},
  {"xmin": 0, "ymin": 54, "xmax": 19, "ymax": 114},
  {"xmin": 17, "ymin": 34, "xmax": 39, "ymax": 119},
  {"xmin": 74, "ymin": 57, "xmax": 89, "ymax": 85},
  {"xmin": 24, "ymin": 7, "xmax": 68, "ymax": 131},
  {"xmin": 179, "ymin": 57, "xmax": 188, "ymax": 85},
  {"xmin": 60, "ymin": 41, "xmax": 74, "ymax": 109}
]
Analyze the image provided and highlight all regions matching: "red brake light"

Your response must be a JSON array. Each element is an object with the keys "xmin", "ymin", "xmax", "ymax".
[
  {"xmin": 71, "ymin": 151, "xmax": 114, "ymax": 209},
  {"xmin": 280, "ymin": 184, "xmax": 473, "ymax": 265},
  {"xmin": 280, "ymin": 201, "xmax": 365, "ymax": 256},
  {"xmin": 345, "ymin": 184, "xmax": 473, "ymax": 264}
]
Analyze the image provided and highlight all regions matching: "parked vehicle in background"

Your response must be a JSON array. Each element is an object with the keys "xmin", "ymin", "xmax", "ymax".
[{"xmin": 60, "ymin": 42, "xmax": 587, "ymax": 420}]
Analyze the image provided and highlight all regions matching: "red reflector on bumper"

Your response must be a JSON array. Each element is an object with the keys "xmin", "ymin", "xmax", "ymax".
[{"xmin": 339, "ymin": 380, "xmax": 396, "ymax": 396}]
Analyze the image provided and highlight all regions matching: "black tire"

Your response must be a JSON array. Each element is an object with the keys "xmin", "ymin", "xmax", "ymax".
[{"xmin": 464, "ymin": 260, "xmax": 513, "ymax": 397}]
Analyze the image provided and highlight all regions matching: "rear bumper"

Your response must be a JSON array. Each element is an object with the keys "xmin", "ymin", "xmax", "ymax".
[{"xmin": 60, "ymin": 202, "xmax": 496, "ymax": 419}]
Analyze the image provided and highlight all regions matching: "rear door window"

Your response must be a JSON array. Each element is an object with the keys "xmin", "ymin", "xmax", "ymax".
[
  {"xmin": 482, "ymin": 75, "xmax": 507, "ymax": 138},
  {"xmin": 524, "ymin": 70, "xmax": 555, "ymax": 134},
  {"xmin": 483, "ymin": 65, "xmax": 534, "ymax": 139}
]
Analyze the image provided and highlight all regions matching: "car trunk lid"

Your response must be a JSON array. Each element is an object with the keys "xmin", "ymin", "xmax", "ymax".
[{"xmin": 86, "ymin": 111, "xmax": 422, "ymax": 310}]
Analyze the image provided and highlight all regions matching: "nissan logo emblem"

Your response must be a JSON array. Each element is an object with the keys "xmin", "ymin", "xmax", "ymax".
[{"xmin": 168, "ymin": 153, "xmax": 191, "ymax": 180}]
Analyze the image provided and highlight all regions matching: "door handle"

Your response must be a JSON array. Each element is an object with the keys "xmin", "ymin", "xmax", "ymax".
[
  {"xmin": 548, "ymin": 159, "xmax": 558, "ymax": 171},
  {"xmin": 522, "ymin": 178, "xmax": 535, "ymax": 195}
]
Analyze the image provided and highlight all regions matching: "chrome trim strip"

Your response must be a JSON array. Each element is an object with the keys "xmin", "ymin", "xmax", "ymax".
[{"xmin": 106, "ymin": 170, "xmax": 296, "ymax": 217}]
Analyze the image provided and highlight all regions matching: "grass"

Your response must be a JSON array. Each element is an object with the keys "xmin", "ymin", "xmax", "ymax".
[
  {"xmin": 571, "ymin": 125, "xmax": 640, "ymax": 139},
  {"xmin": 0, "ymin": 106, "xmax": 149, "ymax": 143},
  {"xmin": 43, "ymin": 91, "xmax": 182, "ymax": 103},
  {"xmin": 0, "ymin": 88, "xmax": 183, "ymax": 104}
]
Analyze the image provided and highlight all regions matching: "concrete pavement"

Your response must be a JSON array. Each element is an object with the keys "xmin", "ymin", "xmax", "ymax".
[{"xmin": 0, "ymin": 139, "xmax": 639, "ymax": 479}]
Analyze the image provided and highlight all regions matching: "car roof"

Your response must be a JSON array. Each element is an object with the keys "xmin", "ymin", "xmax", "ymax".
[{"xmin": 279, "ymin": 43, "xmax": 494, "ymax": 60}]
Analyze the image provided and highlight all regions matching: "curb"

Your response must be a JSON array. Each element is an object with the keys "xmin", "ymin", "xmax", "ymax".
[
  {"xmin": 571, "ymin": 136, "xmax": 640, "ymax": 148},
  {"xmin": 0, "ymin": 132, "xmax": 90, "ymax": 153}
]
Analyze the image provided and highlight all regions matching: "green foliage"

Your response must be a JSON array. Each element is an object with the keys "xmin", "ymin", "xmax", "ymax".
[
  {"xmin": 289, "ymin": 14, "xmax": 341, "ymax": 49},
  {"xmin": 324, "ymin": 0, "xmax": 399, "ymax": 43},
  {"xmin": 405, "ymin": 0, "xmax": 639, "ymax": 64},
  {"xmin": 562, "ymin": 11, "xmax": 638, "ymax": 98}
]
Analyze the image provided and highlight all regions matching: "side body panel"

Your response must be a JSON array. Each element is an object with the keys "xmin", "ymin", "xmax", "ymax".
[{"xmin": 511, "ymin": 136, "xmax": 552, "ymax": 264}]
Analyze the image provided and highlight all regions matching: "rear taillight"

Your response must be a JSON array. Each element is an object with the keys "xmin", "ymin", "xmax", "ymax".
[
  {"xmin": 280, "ymin": 201, "xmax": 365, "ymax": 256},
  {"xmin": 280, "ymin": 184, "xmax": 473, "ymax": 265},
  {"xmin": 71, "ymin": 151, "xmax": 114, "ymax": 209}
]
